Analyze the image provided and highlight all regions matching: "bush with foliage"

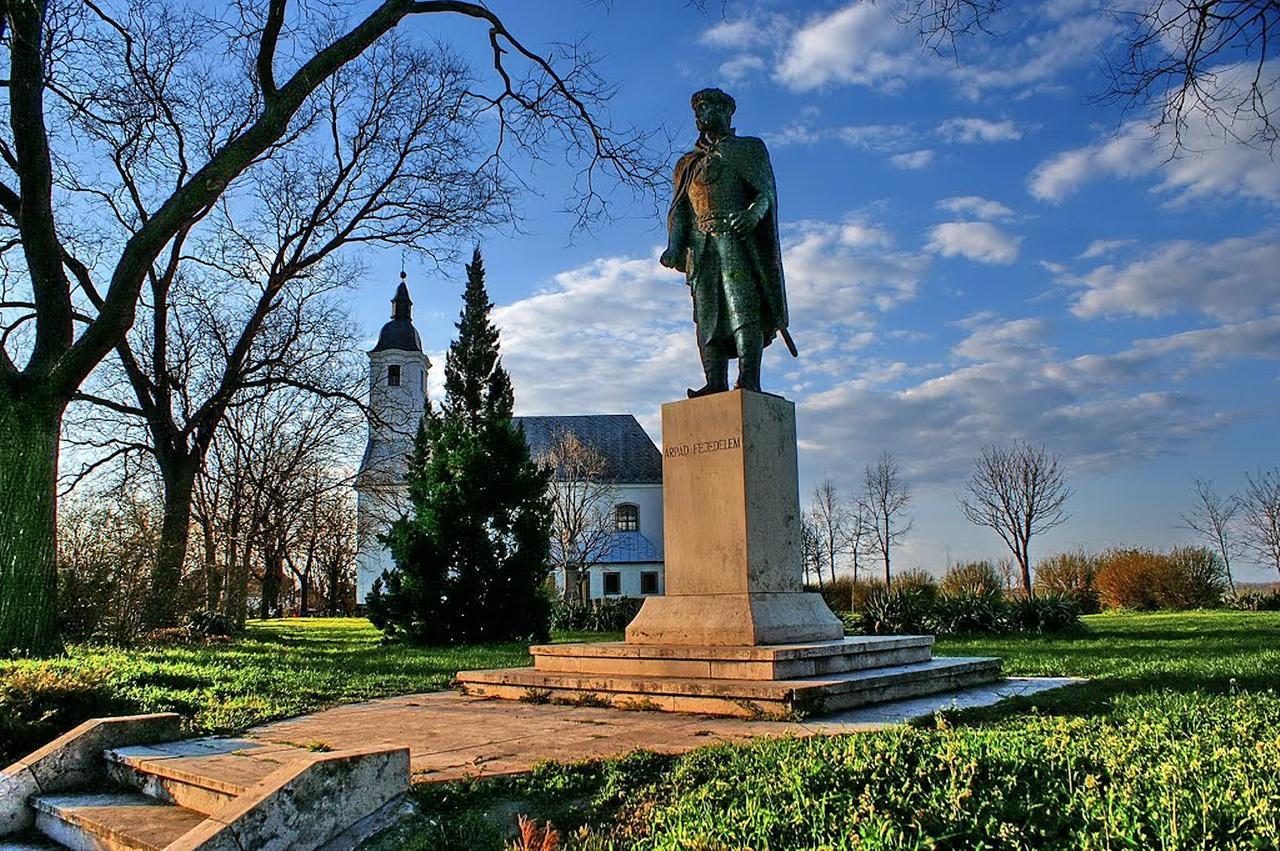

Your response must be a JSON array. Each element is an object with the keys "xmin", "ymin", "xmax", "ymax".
[
  {"xmin": 857, "ymin": 588, "xmax": 934, "ymax": 635},
  {"xmin": 856, "ymin": 587, "xmax": 1082, "ymax": 637},
  {"xmin": 550, "ymin": 597, "xmax": 644, "ymax": 632},
  {"xmin": 940, "ymin": 560, "xmax": 1005, "ymax": 599},
  {"xmin": 808, "ymin": 576, "xmax": 856, "ymax": 613},
  {"xmin": 368, "ymin": 250, "xmax": 553, "ymax": 645},
  {"xmin": 1034, "ymin": 549, "xmax": 1100, "ymax": 613},
  {"xmin": 927, "ymin": 590, "xmax": 1008, "ymax": 635},
  {"xmin": 1228, "ymin": 589, "xmax": 1280, "ymax": 611},
  {"xmin": 0, "ymin": 665, "xmax": 125, "ymax": 763},
  {"xmin": 1095, "ymin": 546, "xmax": 1227, "ymax": 611},
  {"xmin": 1008, "ymin": 594, "xmax": 1084, "ymax": 634},
  {"xmin": 892, "ymin": 567, "xmax": 939, "ymax": 598},
  {"xmin": 56, "ymin": 494, "xmax": 162, "ymax": 644}
]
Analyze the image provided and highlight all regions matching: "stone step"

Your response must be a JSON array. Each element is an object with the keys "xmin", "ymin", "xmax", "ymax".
[
  {"xmin": 104, "ymin": 737, "xmax": 307, "ymax": 816},
  {"xmin": 458, "ymin": 656, "xmax": 1003, "ymax": 719},
  {"xmin": 529, "ymin": 636, "xmax": 934, "ymax": 680},
  {"xmin": 31, "ymin": 792, "xmax": 206, "ymax": 851}
]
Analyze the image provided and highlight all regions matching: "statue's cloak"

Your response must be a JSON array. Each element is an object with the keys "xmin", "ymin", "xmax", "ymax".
[{"xmin": 666, "ymin": 133, "xmax": 788, "ymax": 347}]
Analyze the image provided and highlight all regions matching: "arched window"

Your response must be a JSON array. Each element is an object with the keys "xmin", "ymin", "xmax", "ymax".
[
  {"xmin": 387, "ymin": 364, "xmax": 401, "ymax": 387},
  {"xmin": 615, "ymin": 503, "xmax": 639, "ymax": 532}
]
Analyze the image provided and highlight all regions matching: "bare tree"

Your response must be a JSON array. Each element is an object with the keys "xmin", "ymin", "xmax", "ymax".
[
  {"xmin": 0, "ymin": 0, "xmax": 663, "ymax": 654},
  {"xmin": 810, "ymin": 477, "xmax": 849, "ymax": 587},
  {"xmin": 1182, "ymin": 477, "xmax": 1241, "ymax": 593},
  {"xmin": 958, "ymin": 441, "xmax": 1072, "ymax": 596},
  {"xmin": 1240, "ymin": 467, "xmax": 1280, "ymax": 578},
  {"xmin": 863, "ymin": 451, "xmax": 913, "ymax": 589},
  {"xmin": 800, "ymin": 514, "xmax": 823, "ymax": 589},
  {"xmin": 898, "ymin": 0, "xmax": 1280, "ymax": 152},
  {"xmin": 847, "ymin": 498, "xmax": 873, "ymax": 586},
  {"xmin": 538, "ymin": 428, "xmax": 615, "ymax": 604}
]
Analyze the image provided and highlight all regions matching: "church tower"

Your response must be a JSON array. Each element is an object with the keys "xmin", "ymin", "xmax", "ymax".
[{"xmin": 355, "ymin": 273, "xmax": 430, "ymax": 603}]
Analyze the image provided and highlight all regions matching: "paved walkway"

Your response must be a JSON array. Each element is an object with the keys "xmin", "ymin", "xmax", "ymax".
[{"xmin": 239, "ymin": 677, "xmax": 1077, "ymax": 784}]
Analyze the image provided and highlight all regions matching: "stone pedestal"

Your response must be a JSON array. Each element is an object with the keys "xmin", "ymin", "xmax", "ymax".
[
  {"xmin": 625, "ymin": 391, "xmax": 842, "ymax": 645},
  {"xmin": 456, "ymin": 390, "xmax": 1001, "ymax": 718}
]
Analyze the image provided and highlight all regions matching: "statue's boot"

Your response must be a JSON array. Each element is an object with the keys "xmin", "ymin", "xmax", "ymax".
[
  {"xmin": 733, "ymin": 324, "xmax": 763, "ymax": 392},
  {"xmin": 688, "ymin": 340, "xmax": 729, "ymax": 398}
]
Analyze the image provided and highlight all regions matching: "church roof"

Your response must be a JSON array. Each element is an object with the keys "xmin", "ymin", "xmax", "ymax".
[
  {"xmin": 371, "ymin": 278, "xmax": 423, "ymax": 353},
  {"xmin": 516, "ymin": 414, "xmax": 662, "ymax": 484}
]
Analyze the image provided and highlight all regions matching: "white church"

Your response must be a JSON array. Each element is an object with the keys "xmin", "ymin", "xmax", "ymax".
[{"xmin": 354, "ymin": 277, "xmax": 666, "ymax": 604}]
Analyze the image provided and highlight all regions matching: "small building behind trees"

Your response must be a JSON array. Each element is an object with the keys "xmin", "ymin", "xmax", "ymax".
[
  {"xmin": 352, "ymin": 276, "xmax": 665, "ymax": 608},
  {"xmin": 519, "ymin": 415, "xmax": 666, "ymax": 602}
]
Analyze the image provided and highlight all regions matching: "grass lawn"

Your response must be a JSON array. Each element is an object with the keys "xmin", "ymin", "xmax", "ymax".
[
  {"xmin": 5, "ymin": 612, "xmax": 1279, "ymax": 848},
  {"xmin": 373, "ymin": 611, "xmax": 1280, "ymax": 850},
  {"xmin": 0, "ymin": 618, "xmax": 615, "ymax": 765}
]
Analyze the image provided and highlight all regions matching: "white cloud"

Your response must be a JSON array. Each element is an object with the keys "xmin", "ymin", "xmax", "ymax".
[
  {"xmin": 1030, "ymin": 62, "xmax": 1280, "ymax": 206},
  {"xmin": 836, "ymin": 123, "xmax": 917, "ymax": 152},
  {"xmin": 1077, "ymin": 238, "xmax": 1135, "ymax": 259},
  {"xmin": 1067, "ymin": 230, "xmax": 1280, "ymax": 320},
  {"xmin": 782, "ymin": 219, "xmax": 928, "ymax": 321},
  {"xmin": 937, "ymin": 117, "xmax": 1023, "ymax": 143},
  {"xmin": 719, "ymin": 54, "xmax": 767, "ymax": 81},
  {"xmin": 701, "ymin": 19, "xmax": 767, "ymax": 49},
  {"xmin": 936, "ymin": 196, "xmax": 1014, "ymax": 220},
  {"xmin": 952, "ymin": 314, "xmax": 1050, "ymax": 363},
  {"xmin": 765, "ymin": 122, "xmax": 916, "ymax": 153},
  {"xmin": 495, "ymin": 216, "xmax": 931, "ymax": 425},
  {"xmin": 890, "ymin": 149, "xmax": 935, "ymax": 170},
  {"xmin": 776, "ymin": 2, "xmax": 918, "ymax": 91},
  {"xmin": 927, "ymin": 221, "xmax": 1021, "ymax": 264}
]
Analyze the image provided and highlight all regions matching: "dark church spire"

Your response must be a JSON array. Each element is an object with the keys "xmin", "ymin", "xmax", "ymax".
[
  {"xmin": 372, "ymin": 270, "xmax": 423, "ymax": 353},
  {"xmin": 391, "ymin": 270, "xmax": 413, "ymax": 320}
]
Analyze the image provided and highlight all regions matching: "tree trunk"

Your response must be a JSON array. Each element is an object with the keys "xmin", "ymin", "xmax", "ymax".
[
  {"xmin": 1019, "ymin": 556, "xmax": 1033, "ymax": 598},
  {"xmin": 0, "ymin": 392, "xmax": 64, "ymax": 655},
  {"xmin": 883, "ymin": 550, "xmax": 891, "ymax": 589},
  {"xmin": 147, "ymin": 458, "xmax": 198, "ymax": 628}
]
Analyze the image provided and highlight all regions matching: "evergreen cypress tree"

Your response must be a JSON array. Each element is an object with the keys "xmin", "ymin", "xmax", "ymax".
[{"xmin": 367, "ymin": 248, "xmax": 552, "ymax": 644}]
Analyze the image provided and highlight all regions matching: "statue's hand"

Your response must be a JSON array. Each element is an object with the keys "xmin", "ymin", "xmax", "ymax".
[
  {"xmin": 660, "ymin": 246, "xmax": 685, "ymax": 271},
  {"xmin": 728, "ymin": 207, "xmax": 762, "ymax": 235}
]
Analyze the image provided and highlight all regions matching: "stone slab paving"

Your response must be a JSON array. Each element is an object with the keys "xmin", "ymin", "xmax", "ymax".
[{"xmin": 242, "ymin": 677, "xmax": 1079, "ymax": 785}]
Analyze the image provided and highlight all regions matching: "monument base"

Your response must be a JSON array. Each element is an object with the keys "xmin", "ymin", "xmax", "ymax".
[
  {"xmin": 456, "ymin": 636, "xmax": 1001, "ymax": 719},
  {"xmin": 624, "ymin": 592, "xmax": 843, "ymax": 646}
]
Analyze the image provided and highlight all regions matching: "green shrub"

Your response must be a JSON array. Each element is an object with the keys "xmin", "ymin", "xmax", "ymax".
[
  {"xmin": 0, "ymin": 665, "xmax": 126, "ymax": 763},
  {"xmin": 940, "ymin": 560, "xmax": 1005, "ymax": 599},
  {"xmin": 929, "ymin": 591, "xmax": 1009, "ymax": 635},
  {"xmin": 1008, "ymin": 594, "xmax": 1083, "ymax": 634},
  {"xmin": 1164, "ymin": 545, "xmax": 1228, "ymax": 608},
  {"xmin": 851, "ymin": 579, "xmax": 885, "ymax": 612},
  {"xmin": 549, "ymin": 597, "xmax": 643, "ymax": 632},
  {"xmin": 1228, "ymin": 589, "xmax": 1280, "ymax": 611},
  {"xmin": 892, "ymin": 567, "xmax": 939, "ymax": 599},
  {"xmin": 1034, "ymin": 550, "xmax": 1100, "ymax": 613},
  {"xmin": 858, "ymin": 588, "xmax": 932, "ymax": 635},
  {"xmin": 808, "ymin": 575, "xmax": 856, "ymax": 613}
]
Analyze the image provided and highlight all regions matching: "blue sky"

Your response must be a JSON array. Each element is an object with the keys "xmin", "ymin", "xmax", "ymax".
[{"xmin": 356, "ymin": 1, "xmax": 1280, "ymax": 581}]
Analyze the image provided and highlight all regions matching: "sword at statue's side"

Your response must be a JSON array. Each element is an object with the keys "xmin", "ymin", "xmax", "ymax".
[{"xmin": 736, "ymin": 226, "xmax": 799, "ymax": 358}]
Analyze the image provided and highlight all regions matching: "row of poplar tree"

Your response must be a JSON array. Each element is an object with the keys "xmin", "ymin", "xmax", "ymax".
[{"xmin": 367, "ymin": 249, "xmax": 555, "ymax": 645}]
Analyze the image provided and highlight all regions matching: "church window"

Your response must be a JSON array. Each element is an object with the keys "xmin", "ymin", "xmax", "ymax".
[
  {"xmin": 615, "ymin": 503, "xmax": 639, "ymax": 532},
  {"xmin": 640, "ymin": 571, "xmax": 659, "ymax": 595},
  {"xmin": 387, "ymin": 364, "xmax": 401, "ymax": 387},
  {"xmin": 603, "ymin": 571, "xmax": 622, "ymax": 596}
]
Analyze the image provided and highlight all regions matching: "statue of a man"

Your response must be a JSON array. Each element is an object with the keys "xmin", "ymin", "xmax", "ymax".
[{"xmin": 661, "ymin": 88, "xmax": 793, "ymax": 397}]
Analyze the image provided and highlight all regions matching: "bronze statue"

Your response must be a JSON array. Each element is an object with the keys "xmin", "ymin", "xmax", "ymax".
[{"xmin": 661, "ymin": 88, "xmax": 795, "ymax": 397}]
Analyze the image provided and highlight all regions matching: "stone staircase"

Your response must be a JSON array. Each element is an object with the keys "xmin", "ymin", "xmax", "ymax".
[
  {"xmin": 1, "ymin": 715, "xmax": 410, "ymax": 850},
  {"xmin": 458, "ymin": 635, "xmax": 1003, "ymax": 718}
]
